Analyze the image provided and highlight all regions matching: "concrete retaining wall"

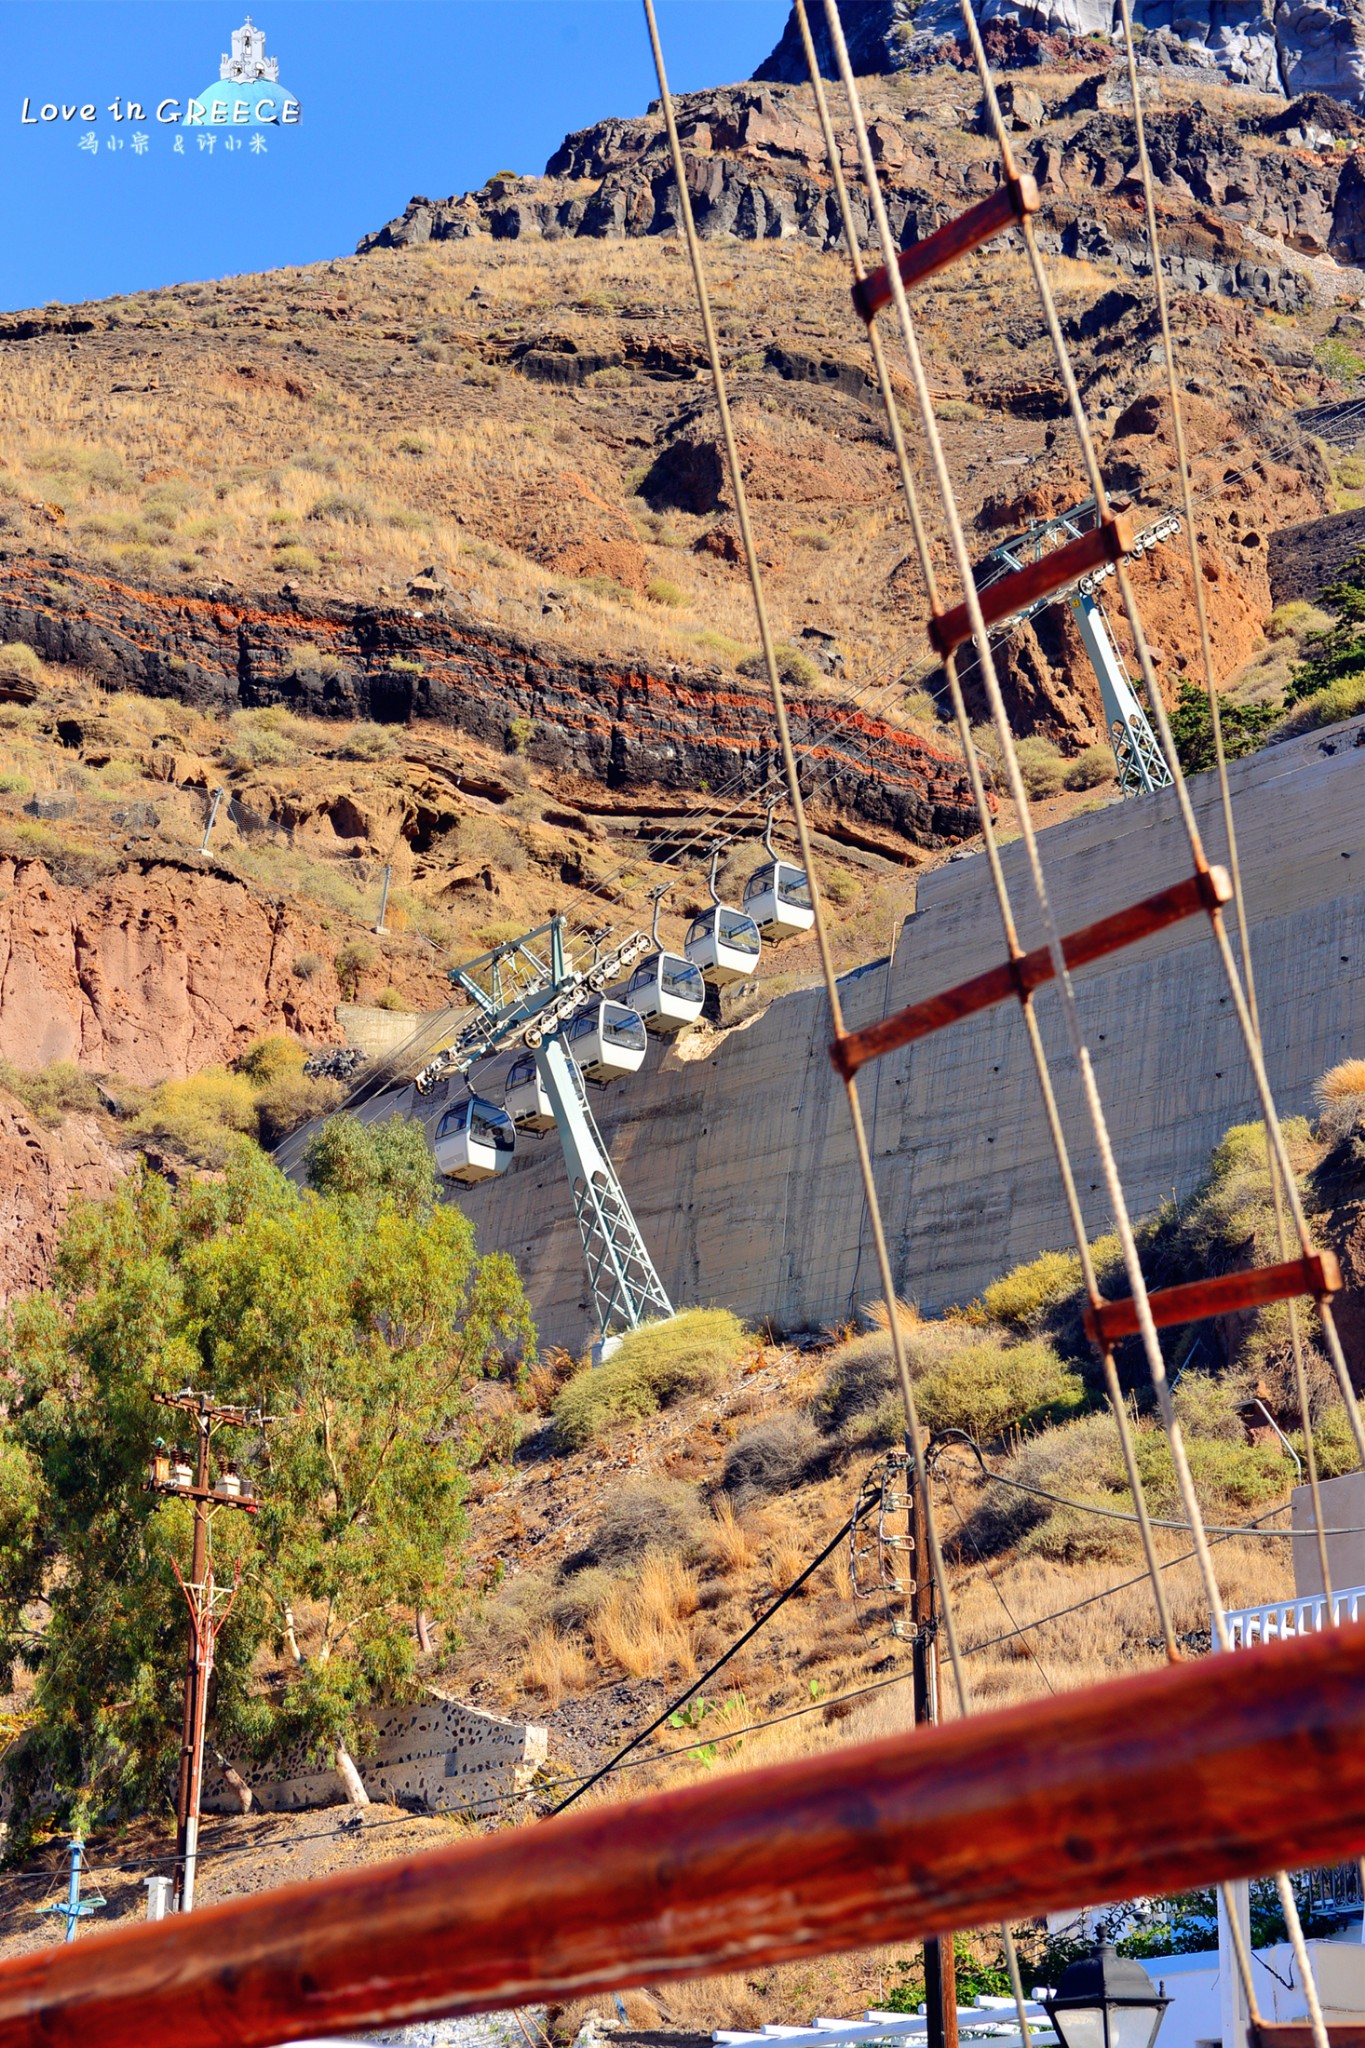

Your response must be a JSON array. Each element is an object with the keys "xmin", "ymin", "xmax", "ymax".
[
  {"xmin": 202, "ymin": 1694, "xmax": 546, "ymax": 1816},
  {"xmin": 382, "ymin": 719, "xmax": 1365, "ymax": 1350}
]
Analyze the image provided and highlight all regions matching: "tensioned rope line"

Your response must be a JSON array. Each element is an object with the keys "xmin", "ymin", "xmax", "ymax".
[
  {"xmin": 639, "ymin": 9, "xmax": 975, "ymax": 1876},
  {"xmin": 810, "ymin": 0, "xmax": 1185, "ymax": 1707},
  {"xmin": 1106, "ymin": 31, "xmax": 1357, "ymax": 2015},
  {"xmin": 808, "ymin": 11, "xmax": 1347, "ymax": 2037},
  {"xmin": 644, "ymin": 5, "xmax": 1048, "ymax": 2034},
  {"xmin": 957, "ymin": 21, "xmax": 1338, "ymax": 2038},
  {"xmin": 1112, "ymin": 0, "xmax": 1339, "ymax": 1622}
]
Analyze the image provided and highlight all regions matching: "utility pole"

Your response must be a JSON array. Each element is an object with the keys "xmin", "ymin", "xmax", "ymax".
[
  {"xmin": 909, "ymin": 1444, "xmax": 958, "ymax": 2048},
  {"xmin": 148, "ymin": 1391, "xmax": 260, "ymax": 1914},
  {"xmin": 34, "ymin": 1839, "xmax": 104, "ymax": 1943}
]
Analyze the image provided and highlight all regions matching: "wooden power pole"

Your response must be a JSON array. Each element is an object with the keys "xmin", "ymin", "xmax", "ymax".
[
  {"xmin": 148, "ymin": 1391, "xmax": 260, "ymax": 1914},
  {"xmin": 910, "ymin": 1447, "xmax": 958, "ymax": 2048}
]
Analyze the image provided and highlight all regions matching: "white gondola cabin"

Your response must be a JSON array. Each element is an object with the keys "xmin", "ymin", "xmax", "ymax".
[
  {"xmin": 503, "ymin": 1052, "xmax": 556, "ymax": 1132},
  {"xmin": 564, "ymin": 1000, "xmax": 648, "ymax": 1083},
  {"xmin": 684, "ymin": 904, "xmax": 761, "ymax": 987},
  {"xmin": 625, "ymin": 951, "xmax": 706, "ymax": 1034},
  {"xmin": 743, "ymin": 859, "xmax": 814, "ymax": 941},
  {"xmin": 434, "ymin": 1096, "xmax": 516, "ymax": 1183}
]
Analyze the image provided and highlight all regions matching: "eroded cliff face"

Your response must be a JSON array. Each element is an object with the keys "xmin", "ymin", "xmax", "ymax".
[
  {"xmin": 754, "ymin": 0, "xmax": 1365, "ymax": 108},
  {"xmin": 0, "ymin": 854, "xmax": 441, "ymax": 1083},
  {"xmin": 359, "ymin": 73, "xmax": 1365, "ymax": 310},
  {"xmin": 0, "ymin": 1091, "xmax": 125, "ymax": 1304},
  {"xmin": 0, "ymin": 551, "xmax": 982, "ymax": 849}
]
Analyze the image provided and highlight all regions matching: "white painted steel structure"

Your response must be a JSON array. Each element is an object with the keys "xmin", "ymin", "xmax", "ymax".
[
  {"xmin": 714, "ymin": 2000, "xmax": 1057, "ymax": 2048},
  {"xmin": 1222, "ymin": 1582, "xmax": 1365, "ymax": 1649}
]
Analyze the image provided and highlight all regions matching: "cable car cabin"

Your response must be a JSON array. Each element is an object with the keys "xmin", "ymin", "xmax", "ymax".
[
  {"xmin": 684, "ymin": 904, "xmax": 762, "ymax": 986},
  {"xmin": 625, "ymin": 951, "xmax": 706, "ymax": 1035},
  {"xmin": 504, "ymin": 1052, "xmax": 556, "ymax": 1132},
  {"xmin": 563, "ymin": 1000, "xmax": 648, "ymax": 1083},
  {"xmin": 434, "ymin": 1096, "xmax": 516, "ymax": 1183},
  {"xmin": 743, "ymin": 860, "xmax": 815, "ymax": 941}
]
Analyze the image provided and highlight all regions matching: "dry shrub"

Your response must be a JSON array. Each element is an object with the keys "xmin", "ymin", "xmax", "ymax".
[
  {"xmin": 720, "ymin": 1412, "xmax": 821, "ymax": 1504},
  {"xmin": 1316, "ymin": 1057, "xmax": 1365, "ymax": 1103},
  {"xmin": 552, "ymin": 1307, "xmax": 747, "ymax": 1449},
  {"xmin": 0, "ymin": 1058, "xmax": 102, "ymax": 1127},
  {"xmin": 1064, "ymin": 744, "xmax": 1116, "ymax": 791},
  {"xmin": 526, "ymin": 1346, "xmax": 581, "ymax": 1415},
  {"xmin": 581, "ymin": 1478, "xmax": 701, "ymax": 1565},
  {"xmin": 590, "ymin": 1550, "xmax": 699, "ymax": 1677},
  {"xmin": 701, "ymin": 1497, "xmax": 760, "ymax": 1574},
  {"xmin": 234, "ymin": 1034, "xmax": 306, "ymax": 1085},
  {"xmin": 1180, "ymin": 1118, "xmax": 1315, "ymax": 1272},
  {"xmin": 982, "ymin": 1248, "xmax": 1083, "ymax": 1329},
  {"xmin": 766, "ymin": 1537, "xmax": 810, "ymax": 1597},
  {"xmin": 127, "ymin": 1066, "xmax": 258, "ymax": 1167},
  {"xmin": 915, "ymin": 1336, "xmax": 1085, "ymax": 1441},
  {"xmin": 1315, "ymin": 1057, "xmax": 1365, "ymax": 1150},
  {"xmin": 1012, "ymin": 735, "xmax": 1066, "ymax": 798},
  {"xmin": 960, "ymin": 1412, "xmax": 1127, "ymax": 1556},
  {"xmin": 548, "ymin": 1567, "xmax": 617, "ymax": 1633},
  {"xmin": 252, "ymin": 1071, "xmax": 342, "ymax": 1147},
  {"xmin": 520, "ymin": 1624, "xmax": 589, "ymax": 1706}
]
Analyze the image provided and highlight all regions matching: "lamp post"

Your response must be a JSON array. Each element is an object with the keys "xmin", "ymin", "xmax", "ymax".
[{"xmin": 1043, "ymin": 1944, "xmax": 1171, "ymax": 2048}]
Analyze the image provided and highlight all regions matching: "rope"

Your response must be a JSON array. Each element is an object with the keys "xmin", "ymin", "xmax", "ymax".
[
  {"xmin": 1111, "ymin": 0, "xmax": 1343, "ymax": 1622},
  {"xmin": 959, "ymin": 20, "xmax": 1342, "ymax": 2035},
  {"xmin": 641, "ymin": 0, "xmax": 971, "ymax": 1779}
]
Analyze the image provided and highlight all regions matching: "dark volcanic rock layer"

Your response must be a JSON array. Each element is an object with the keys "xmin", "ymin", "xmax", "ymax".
[{"xmin": 0, "ymin": 551, "xmax": 981, "ymax": 849}]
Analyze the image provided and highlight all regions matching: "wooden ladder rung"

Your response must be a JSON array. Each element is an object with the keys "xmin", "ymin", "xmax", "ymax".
[
  {"xmin": 929, "ymin": 517, "xmax": 1132, "ymax": 658},
  {"xmin": 852, "ymin": 174, "xmax": 1041, "ymax": 322},
  {"xmin": 1084, "ymin": 1250, "xmax": 1342, "ymax": 1350},
  {"xmin": 830, "ymin": 867, "xmax": 1231, "ymax": 1082}
]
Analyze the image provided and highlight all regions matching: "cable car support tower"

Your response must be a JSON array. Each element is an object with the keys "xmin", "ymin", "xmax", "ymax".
[
  {"xmin": 414, "ymin": 918, "xmax": 673, "ymax": 1341},
  {"xmin": 975, "ymin": 497, "xmax": 1180, "ymax": 798}
]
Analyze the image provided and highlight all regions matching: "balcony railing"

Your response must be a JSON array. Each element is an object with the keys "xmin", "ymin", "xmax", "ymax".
[{"xmin": 1223, "ymin": 1584, "xmax": 1365, "ymax": 1649}]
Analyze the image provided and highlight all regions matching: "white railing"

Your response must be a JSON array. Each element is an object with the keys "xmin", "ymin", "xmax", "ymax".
[
  {"xmin": 714, "ymin": 2002, "xmax": 1057, "ymax": 2048},
  {"xmin": 1223, "ymin": 1582, "xmax": 1365, "ymax": 1649}
]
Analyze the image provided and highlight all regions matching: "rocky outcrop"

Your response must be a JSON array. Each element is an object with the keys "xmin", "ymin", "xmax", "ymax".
[
  {"xmin": 0, "ymin": 1091, "xmax": 125, "ymax": 1304},
  {"xmin": 358, "ymin": 80, "xmax": 1353, "ymax": 312},
  {"xmin": 0, "ymin": 550, "xmax": 982, "ymax": 849},
  {"xmin": 756, "ymin": 0, "xmax": 1365, "ymax": 106},
  {"xmin": 0, "ymin": 855, "xmax": 361, "ymax": 1083}
]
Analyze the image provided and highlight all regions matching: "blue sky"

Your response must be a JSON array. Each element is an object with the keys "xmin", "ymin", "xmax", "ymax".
[{"xmin": 0, "ymin": 1, "xmax": 790, "ymax": 312}]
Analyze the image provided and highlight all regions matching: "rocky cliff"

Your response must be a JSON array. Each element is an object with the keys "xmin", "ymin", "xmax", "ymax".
[
  {"xmin": 0, "ymin": 852, "xmax": 374, "ymax": 1082},
  {"xmin": 0, "ymin": 550, "xmax": 980, "ymax": 850},
  {"xmin": 0, "ymin": 1090, "xmax": 125, "ymax": 1304},
  {"xmin": 753, "ymin": 0, "xmax": 1365, "ymax": 108},
  {"xmin": 358, "ymin": 71, "xmax": 1365, "ymax": 308}
]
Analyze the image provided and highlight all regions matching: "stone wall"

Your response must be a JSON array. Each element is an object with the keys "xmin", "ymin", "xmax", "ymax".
[
  {"xmin": 202, "ymin": 1694, "xmax": 547, "ymax": 1817},
  {"xmin": 377, "ymin": 718, "xmax": 1365, "ymax": 1351}
]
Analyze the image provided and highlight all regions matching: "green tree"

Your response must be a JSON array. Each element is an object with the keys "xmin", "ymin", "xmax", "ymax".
[
  {"xmin": 1286, "ymin": 546, "xmax": 1365, "ymax": 705},
  {"xmin": 0, "ymin": 1126, "xmax": 533, "ymax": 1838},
  {"xmin": 1168, "ymin": 680, "xmax": 1279, "ymax": 774},
  {"xmin": 302, "ymin": 1111, "xmax": 437, "ymax": 1217}
]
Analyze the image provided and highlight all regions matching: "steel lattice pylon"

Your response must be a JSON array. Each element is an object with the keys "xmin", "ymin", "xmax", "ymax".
[
  {"xmin": 1072, "ymin": 589, "xmax": 1174, "ymax": 799},
  {"xmin": 536, "ymin": 1036, "xmax": 673, "ymax": 1338},
  {"xmin": 407, "ymin": 916, "xmax": 673, "ymax": 1343}
]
